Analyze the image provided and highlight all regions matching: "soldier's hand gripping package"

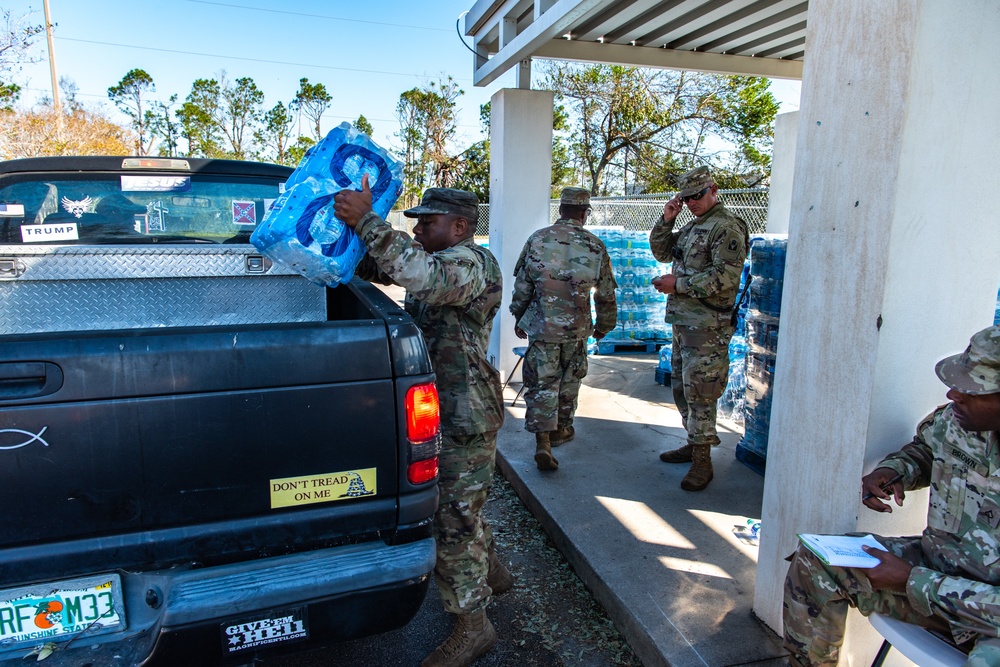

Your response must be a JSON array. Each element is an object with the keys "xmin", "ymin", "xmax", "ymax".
[{"xmin": 251, "ymin": 122, "xmax": 404, "ymax": 286}]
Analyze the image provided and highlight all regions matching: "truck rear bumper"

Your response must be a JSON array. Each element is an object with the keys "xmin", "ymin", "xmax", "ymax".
[{"xmin": 0, "ymin": 538, "xmax": 436, "ymax": 666}]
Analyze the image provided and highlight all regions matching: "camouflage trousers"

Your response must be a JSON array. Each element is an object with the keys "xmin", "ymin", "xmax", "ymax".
[
  {"xmin": 670, "ymin": 323, "xmax": 734, "ymax": 446},
  {"xmin": 784, "ymin": 537, "xmax": 1000, "ymax": 666},
  {"xmin": 522, "ymin": 339, "xmax": 589, "ymax": 433},
  {"xmin": 434, "ymin": 431, "xmax": 497, "ymax": 615}
]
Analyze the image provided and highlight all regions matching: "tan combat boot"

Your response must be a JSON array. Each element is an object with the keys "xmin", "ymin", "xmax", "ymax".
[
  {"xmin": 534, "ymin": 432, "xmax": 558, "ymax": 471},
  {"xmin": 486, "ymin": 546, "xmax": 514, "ymax": 596},
  {"xmin": 421, "ymin": 609, "xmax": 497, "ymax": 667},
  {"xmin": 550, "ymin": 425, "xmax": 575, "ymax": 447},
  {"xmin": 659, "ymin": 443, "xmax": 694, "ymax": 463},
  {"xmin": 680, "ymin": 444, "xmax": 713, "ymax": 491}
]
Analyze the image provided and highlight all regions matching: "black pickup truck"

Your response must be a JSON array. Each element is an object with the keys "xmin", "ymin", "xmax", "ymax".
[{"xmin": 0, "ymin": 157, "xmax": 439, "ymax": 665}]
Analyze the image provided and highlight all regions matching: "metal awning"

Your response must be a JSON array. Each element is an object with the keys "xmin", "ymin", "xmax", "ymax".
[{"xmin": 465, "ymin": 0, "xmax": 806, "ymax": 86}]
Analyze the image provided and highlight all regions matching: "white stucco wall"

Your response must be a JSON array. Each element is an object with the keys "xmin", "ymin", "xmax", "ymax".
[
  {"xmin": 487, "ymin": 89, "xmax": 555, "ymax": 379},
  {"xmin": 765, "ymin": 111, "xmax": 798, "ymax": 234},
  {"xmin": 754, "ymin": 1, "xmax": 1000, "ymax": 664}
]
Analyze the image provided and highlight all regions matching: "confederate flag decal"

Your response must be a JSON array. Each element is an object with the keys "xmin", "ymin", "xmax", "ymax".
[{"xmin": 232, "ymin": 200, "xmax": 256, "ymax": 226}]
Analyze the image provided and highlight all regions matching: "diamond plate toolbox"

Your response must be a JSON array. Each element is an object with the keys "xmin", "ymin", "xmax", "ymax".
[{"xmin": 0, "ymin": 245, "xmax": 328, "ymax": 335}]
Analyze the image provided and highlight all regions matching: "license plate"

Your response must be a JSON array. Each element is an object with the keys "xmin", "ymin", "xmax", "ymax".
[{"xmin": 0, "ymin": 574, "xmax": 126, "ymax": 648}]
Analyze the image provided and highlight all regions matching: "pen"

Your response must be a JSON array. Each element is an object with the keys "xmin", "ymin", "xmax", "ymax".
[{"xmin": 862, "ymin": 474, "xmax": 904, "ymax": 501}]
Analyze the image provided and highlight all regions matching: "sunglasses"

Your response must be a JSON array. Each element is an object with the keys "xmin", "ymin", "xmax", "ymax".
[{"xmin": 681, "ymin": 187, "xmax": 711, "ymax": 203}]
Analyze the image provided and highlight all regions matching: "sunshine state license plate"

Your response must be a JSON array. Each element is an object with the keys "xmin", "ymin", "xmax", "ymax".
[{"xmin": 0, "ymin": 574, "xmax": 126, "ymax": 648}]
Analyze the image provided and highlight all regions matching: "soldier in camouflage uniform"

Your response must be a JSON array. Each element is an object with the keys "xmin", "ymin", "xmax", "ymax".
[
  {"xmin": 649, "ymin": 166, "xmax": 748, "ymax": 491},
  {"xmin": 784, "ymin": 325, "xmax": 1000, "ymax": 667},
  {"xmin": 334, "ymin": 181, "xmax": 510, "ymax": 667},
  {"xmin": 509, "ymin": 187, "xmax": 617, "ymax": 471}
]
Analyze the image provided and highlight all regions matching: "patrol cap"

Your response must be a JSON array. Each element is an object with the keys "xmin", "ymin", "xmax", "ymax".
[
  {"xmin": 403, "ymin": 188, "xmax": 479, "ymax": 220},
  {"xmin": 677, "ymin": 166, "xmax": 715, "ymax": 197},
  {"xmin": 934, "ymin": 325, "xmax": 1000, "ymax": 395},
  {"xmin": 560, "ymin": 187, "xmax": 591, "ymax": 207}
]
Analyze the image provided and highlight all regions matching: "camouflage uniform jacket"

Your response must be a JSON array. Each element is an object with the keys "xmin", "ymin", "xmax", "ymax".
[
  {"xmin": 353, "ymin": 211, "xmax": 504, "ymax": 436},
  {"xmin": 876, "ymin": 404, "xmax": 1000, "ymax": 640},
  {"xmin": 509, "ymin": 219, "xmax": 617, "ymax": 342},
  {"xmin": 649, "ymin": 203, "xmax": 748, "ymax": 328}
]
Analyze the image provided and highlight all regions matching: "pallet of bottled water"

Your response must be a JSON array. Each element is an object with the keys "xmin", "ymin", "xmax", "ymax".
[
  {"xmin": 736, "ymin": 235, "xmax": 788, "ymax": 475},
  {"xmin": 587, "ymin": 226, "xmax": 673, "ymax": 349}
]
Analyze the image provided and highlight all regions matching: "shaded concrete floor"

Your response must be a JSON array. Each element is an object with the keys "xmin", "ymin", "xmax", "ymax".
[{"xmin": 496, "ymin": 352, "xmax": 787, "ymax": 667}]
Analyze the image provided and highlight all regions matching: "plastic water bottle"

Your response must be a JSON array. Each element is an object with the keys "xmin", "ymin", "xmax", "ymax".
[
  {"xmin": 307, "ymin": 196, "xmax": 344, "ymax": 246},
  {"xmin": 659, "ymin": 344, "xmax": 672, "ymax": 372}
]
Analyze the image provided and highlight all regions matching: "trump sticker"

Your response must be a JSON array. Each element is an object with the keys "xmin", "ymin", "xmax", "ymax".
[{"xmin": 20, "ymin": 222, "xmax": 79, "ymax": 242}]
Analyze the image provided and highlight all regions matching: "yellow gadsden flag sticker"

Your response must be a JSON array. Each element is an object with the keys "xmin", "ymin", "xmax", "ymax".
[{"xmin": 270, "ymin": 468, "xmax": 377, "ymax": 509}]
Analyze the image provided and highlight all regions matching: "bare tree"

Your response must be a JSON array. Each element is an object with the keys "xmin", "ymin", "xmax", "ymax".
[{"xmin": 0, "ymin": 9, "xmax": 43, "ymax": 107}]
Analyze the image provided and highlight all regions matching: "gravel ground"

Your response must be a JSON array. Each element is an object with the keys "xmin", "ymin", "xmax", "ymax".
[
  {"xmin": 480, "ymin": 469, "xmax": 640, "ymax": 666},
  {"xmin": 263, "ymin": 468, "xmax": 640, "ymax": 666}
]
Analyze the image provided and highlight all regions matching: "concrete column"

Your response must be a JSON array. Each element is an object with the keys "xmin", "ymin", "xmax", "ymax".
[
  {"xmin": 754, "ymin": 1, "xmax": 1000, "ymax": 665},
  {"xmin": 765, "ymin": 111, "xmax": 798, "ymax": 234},
  {"xmin": 488, "ymin": 88, "xmax": 554, "ymax": 380}
]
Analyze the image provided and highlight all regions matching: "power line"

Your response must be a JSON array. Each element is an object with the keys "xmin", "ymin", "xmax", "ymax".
[
  {"xmin": 180, "ymin": 0, "xmax": 451, "ymax": 32},
  {"xmin": 55, "ymin": 36, "xmax": 474, "ymax": 83}
]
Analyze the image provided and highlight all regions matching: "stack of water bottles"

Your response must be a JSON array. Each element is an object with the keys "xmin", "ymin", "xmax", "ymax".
[
  {"xmin": 715, "ymin": 260, "xmax": 753, "ymax": 422},
  {"xmin": 735, "ymin": 235, "xmax": 788, "ymax": 476},
  {"xmin": 251, "ymin": 122, "xmax": 404, "ymax": 287},
  {"xmin": 587, "ymin": 227, "xmax": 672, "ymax": 347}
]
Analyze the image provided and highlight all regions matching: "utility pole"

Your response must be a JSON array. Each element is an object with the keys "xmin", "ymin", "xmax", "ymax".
[{"xmin": 43, "ymin": 0, "xmax": 61, "ymax": 132}]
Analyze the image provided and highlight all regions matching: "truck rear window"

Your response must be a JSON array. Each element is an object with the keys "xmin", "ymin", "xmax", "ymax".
[{"xmin": 0, "ymin": 173, "xmax": 283, "ymax": 245}]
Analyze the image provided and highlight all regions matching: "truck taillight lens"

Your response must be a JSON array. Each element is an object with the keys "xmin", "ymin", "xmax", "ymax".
[
  {"xmin": 406, "ymin": 383, "xmax": 440, "ymax": 442},
  {"xmin": 408, "ymin": 457, "xmax": 438, "ymax": 485}
]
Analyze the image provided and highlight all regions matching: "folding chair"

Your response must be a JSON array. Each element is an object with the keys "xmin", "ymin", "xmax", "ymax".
[
  {"xmin": 501, "ymin": 346, "xmax": 529, "ymax": 405},
  {"xmin": 868, "ymin": 613, "xmax": 967, "ymax": 667}
]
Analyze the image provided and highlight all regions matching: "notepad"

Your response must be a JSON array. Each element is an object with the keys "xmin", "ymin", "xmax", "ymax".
[{"xmin": 797, "ymin": 533, "xmax": 888, "ymax": 568}]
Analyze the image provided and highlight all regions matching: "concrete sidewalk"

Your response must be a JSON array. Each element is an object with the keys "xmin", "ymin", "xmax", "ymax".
[{"xmin": 497, "ymin": 352, "xmax": 787, "ymax": 667}]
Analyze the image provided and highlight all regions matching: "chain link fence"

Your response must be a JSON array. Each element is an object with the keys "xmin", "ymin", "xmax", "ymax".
[
  {"xmin": 389, "ymin": 189, "xmax": 769, "ymax": 237},
  {"xmin": 580, "ymin": 189, "xmax": 769, "ymax": 234}
]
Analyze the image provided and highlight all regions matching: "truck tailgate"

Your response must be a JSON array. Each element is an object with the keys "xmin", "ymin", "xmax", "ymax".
[{"xmin": 0, "ymin": 245, "xmax": 402, "ymax": 576}]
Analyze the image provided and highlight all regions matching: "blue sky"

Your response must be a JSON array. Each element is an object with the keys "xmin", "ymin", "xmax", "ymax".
[{"xmin": 7, "ymin": 0, "xmax": 800, "ymax": 152}]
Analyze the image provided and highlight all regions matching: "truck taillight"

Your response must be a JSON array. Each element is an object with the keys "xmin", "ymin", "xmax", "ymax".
[
  {"xmin": 406, "ymin": 383, "xmax": 440, "ymax": 442},
  {"xmin": 406, "ymin": 383, "xmax": 440, "ymax": 485},
  {"xmin": 408, "ymin": 457, "xmax": 438, "ymax": 485}
]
